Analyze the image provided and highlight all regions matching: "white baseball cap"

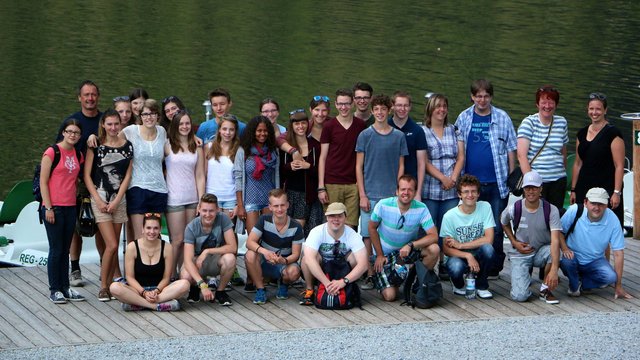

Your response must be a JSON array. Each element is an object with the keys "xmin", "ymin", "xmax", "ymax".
[
  {"xmin": 522, "ymin": 170, "xmax": 543, "ymax": 188},
  {"xmin": 585, "ymin": 187, "xmax": 609, "ymax": 204}
]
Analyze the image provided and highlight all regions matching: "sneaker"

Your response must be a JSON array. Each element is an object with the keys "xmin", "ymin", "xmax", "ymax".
[
  {"xmin": 225, "ymin": 281, "xmax": 233, "ymax": 291},
  {"xmin": 477, "ymin": 289, "xmax": 493, "ymax": 299},
  {"xmin": 112, "ymin": 277, "xmax": 125, "ymax": 283},
  {"xmin": 122, "ymin": 303, "xmax": 145, "ymax": 311},
  {"xmin": 69, "ymin": 270, "xmax": 85, "ymax": 287},
  {"xmin": 50, "ymin": 291, "xmax": 67, "ymax": 304},
  {"xmin": 451, "ymin": 281, "xmax": 466, "ymax": 296},
  {"xmin": 567, "ymin": 282, "xmax": 582, "ymax": 297},
  {"xmin": 360, "ymin": 276, "xmax": 375, "ymax": 290},
  {"xmin": 216, "ymin": 291, "xmax": 233, "ymax": 306},
  {"xmin": 230, "ymin": 269, "xmax": 245, "ymax": 286},
  {"xmin": 63, "ymin": 288, "xmax": 86, "ymax": 302},
  {"xmin": 98, "ymin": 288, "xmax": 111, "ymax": 302},
  {"xmin": 438, "ymin": 264, "xmax": 450, "ymax": 281},
  {"xmin": 539, "ymin": 289, "xmax": 559, "ymax": 304},
  {"xmin": 244, "ymin": 282, "xmax": 257, "ymax": 293},
  {"xmin": 299, "ymin": 289, "xmax": 314, "ymax": 305},
  {"xmin": 156, "ymin": 299, "xmax": 180, "ymax": 312},
  {"xmin": 253, "ymin": 288, "xmax": 267, "ymax": 304},
  {"xmin": 187, "ymin": 286, "xmax": 200, "ymax": 303},
  {"xmin": 291, "ymin": 278, "xmax": 305, "ymax": 289},
  {"xmin": 276, "ymin": 281, "xmax": 289, "ymax": 300},
  {"xmin": 207, "ymin": 277, "xmax": 219, "ymax": 291}
]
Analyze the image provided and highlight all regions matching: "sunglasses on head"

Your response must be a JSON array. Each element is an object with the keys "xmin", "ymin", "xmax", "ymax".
[
  {"xmin": 538, "ymin": 86, "xmax": 558, "ymax": 93},
  {"xmin": 144, "ymin": 213, "xmax": 162, "ymax": 218},
  {"xmin": 313, "ymin": 95, "xmax": 330, "ymax": 102},
  {"xmin": 289, "ymin": 108, "xmax": 305, "ymax": 115},
  {"xmin": 113, "ymin": 95, "xmax": 130, "ymax": 102},
  {"xmin": 589, "ymin": 92, "xmax": 607, "ymax": 101},
  {"xmin": 162, "ymin": 95, "xmax": 179, "ymax": 104}
]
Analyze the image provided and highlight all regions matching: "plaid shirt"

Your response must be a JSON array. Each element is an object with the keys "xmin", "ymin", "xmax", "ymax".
[
  {"xmin": 422, "ymin": 124, "xmax": 462, "ymax": 201},
  {"xmin": 455, "ymin": 104, "xmax": 517, "ymax": 198}
]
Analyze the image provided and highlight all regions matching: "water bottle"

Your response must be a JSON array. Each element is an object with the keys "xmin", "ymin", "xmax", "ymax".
[
  {"xmin": 465, "ymin": 272, "xmax": 476, "ymax": 299},
  {"xmin": 394, "ymin": 263, "xmax": 409, "ymax": 281}
]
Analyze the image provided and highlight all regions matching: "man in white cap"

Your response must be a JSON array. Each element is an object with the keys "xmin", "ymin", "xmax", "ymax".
[
  {"xmin": 501, "ymin": 171, "xmax": 562, "ymax": 304},
  {"xmin": 560, "ymin": 187, "xmax": 632, "ymax": 299},
  {"xmin": 300, "ymin": 202, "xmax": 368, "ymax": 305}
]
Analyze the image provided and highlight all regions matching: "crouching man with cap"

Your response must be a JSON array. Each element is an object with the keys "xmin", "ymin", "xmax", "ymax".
[{"xmin": 560, "ymin": 187, "xmax": 633, "ymax": 299}]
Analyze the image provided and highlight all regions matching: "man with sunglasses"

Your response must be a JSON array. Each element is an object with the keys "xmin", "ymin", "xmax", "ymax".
[
  {"xmin": 196, "ymin": 88, "xmax": 246, "ymax": 144},
  {"xmin": 181, "ymin": 193, "xmax": 237, "ymax": 306},
  {"xmin": 454, "ymin": 79, "xmax": 517, "ymax": 279},
  {"xmin": 441, "ymin": 174, "xmax": 496, "ymax": 299},
  {"xmin": 368, "ymin": 175, "xmax": 440, "ymax": 302},
  {"xmin": 302, "ymin": 202, "xmax": 368, "ymax": 305}
]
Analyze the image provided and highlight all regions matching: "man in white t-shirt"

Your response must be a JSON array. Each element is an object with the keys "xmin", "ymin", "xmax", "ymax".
[{"xmin": 301, "ymin": 203, "xmax": 368, "ymax": 305}]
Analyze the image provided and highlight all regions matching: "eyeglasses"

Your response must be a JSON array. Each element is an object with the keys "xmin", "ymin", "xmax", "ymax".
[
  {"xmin": 289, "ymin": 108, "xmax": 305, "ymax": 115},
  {"xmin": 313, "ymin": 95, "xmax": 330, "ymax": 102},
  {"xmin": 397, "ymin": 215, "xmax": 406, "ymax": 230},
  {"xmin": 113, "ymin": 95, "xmax": 129, "ymax": 102},
  {"xmin": 333, "ymin": 241, "xmax": 342, "ymax": 257},
  {"xmin": 162, "ymin": 95, "xmax": 179, "ymax": 104},
  {"xmin": 144, "ymin": 213, "xmax": 161, "ymax": 218},
  {"xmin": 336, "ymin": 102, "xmax": 352, "ymax": 107},
  {"xmin": 354, "ymin": 96, "xmax": 371, "ymax": 101},
  {"xmin": 589, "ymin": 92, "xmax": 607, "ymax": 101},
  {"xmin": 64, "ymin": 129, "xmax": 81, "ymax": 136},
  {"xmin": 140, "ymin": 112, "xmax": 158, "ymax": 118}
]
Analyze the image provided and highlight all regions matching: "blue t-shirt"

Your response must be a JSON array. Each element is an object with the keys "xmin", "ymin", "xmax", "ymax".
[
  {"xmin": 388, "ymin": 117, "xmax": 427, "ymax": 179},
  {"xmin": 465, "ymin": 112, "xmax": 496, "ymax": 182},
  {"xmin": 196, "ymin": 117, "xmax": 246, "ymax": 144},
  {"xmin": 56, "ymin": 110, "xmax": 103, "ymax": 155}
]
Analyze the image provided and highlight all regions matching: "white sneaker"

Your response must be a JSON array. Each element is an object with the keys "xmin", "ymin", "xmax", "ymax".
[
  {"xmin": 451, "ymin": 282, "xmax": 466, "ymax": 296},
  {"xmin": 567, "ymin": 282, "xmax": 582, "ymax": 297},
  {"xmin": 476, "ymin": 289, "xmax": 493, "ymax": 299},
  {"xmin": 69, "ymin": 270, "xmax": 85, "ymax": 287}
]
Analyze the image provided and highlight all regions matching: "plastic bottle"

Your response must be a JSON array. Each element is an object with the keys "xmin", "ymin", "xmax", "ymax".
[
  {"xmin": 394, "ymin": 263, "xmax": 408, "ymax": 281},
  {"xmin": 465, "ymin": 272, "xmax": 476, "ymax": 299}
]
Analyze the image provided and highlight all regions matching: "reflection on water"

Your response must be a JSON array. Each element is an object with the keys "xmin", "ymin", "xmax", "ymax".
[{"xmin": 0, "ymin": 1, "xmax": 639, "ymax": 196}]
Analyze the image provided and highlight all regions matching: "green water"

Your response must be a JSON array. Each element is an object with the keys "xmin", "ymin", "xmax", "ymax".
[{"xmin": 1, "ymin": 1, "xmax": 639, "ymax": 197}]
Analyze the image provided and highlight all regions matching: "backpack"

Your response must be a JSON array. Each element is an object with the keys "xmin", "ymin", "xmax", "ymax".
[
  {"xmin": 564, "ymin": 203, "xmax": 584, "ymax": 239},
  {"xmin": 402, "ymin": 261, "xmax": 443, "ymax": 309},
  {"xmin": 314, "ymin": 257, "xmax": 362, "ymax": 310},
  {"xmin": 33, "ymin": 144, "xmax": 81, "ymax": 202},
  {"xmin": 512, "ymin": 198, "xmax": 551, "ymax": 233}
]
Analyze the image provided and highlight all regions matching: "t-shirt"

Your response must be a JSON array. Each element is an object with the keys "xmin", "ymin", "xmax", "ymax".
[
  {"xmin": 465, "ymin": 113, "xmax": 496, "ymax": 182},
  {"xmin": 440, "ymin": 201, "xmax": 495, "ymax": 263},
  {"xmin": 517, "ymin": 113, "xmax": 568, "ymax": 182},
  {"xmin": 44, "ymin": 146, "xmax": 83, "ymax": 206},
  {"xmin": 370, "ymin": 197, "xmax": 435, "ymax": 255},
  {"xmin": 206, "ymin": 151, "xmax": 236, "ymax": 202},
  {"xmin": 388, "ymin": 117, "xmax": 427, "ymax": 179},
  {"xmin": 56, "ymin": 110, "xmax": 103, "ymax": 156},
  {"xmin": 355, "ymin": 127, "xmax": 408, "ymax": 201},
  {"xmin": 562, "ymin": 204, "xmax": 624, "ymax": 265},
  {"xmin": 122, "ymin": 125, "xmax": 168, "ymax": 193},
  {"xmin": 500, "ymin": 200, "xmax": 562, "ymax": 255},
  {"xmin": 184, "ymin": 213, "xmax": 234, "ymax": 256},
  {"xmin": 251, "ymin": 215, "xmax": 304, "ymax": 257},
  {"xmin": 196, "ymin": 117, "xmax": 246, "ymax": 144},
  {"xmin": 89, "ymin": 140, "xmax": 133, "ymax": 202},
  {"xmin": 166, "ymin": 148, "xmax": 199, "ymax": 206},
  {"xmin": 320, "ymin": 116, "xmax": 366, "ymax": 184},
  {"xmin": 304, "ymin": 223, "xmax": 365, "ymax": 261}
]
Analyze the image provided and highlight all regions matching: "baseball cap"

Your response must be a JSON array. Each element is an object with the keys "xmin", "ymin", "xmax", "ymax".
[
  {"xmin": 522, "ymin": 170, "xmax": 543, "ymax": 187},
  {"xmin": 585, "ymin": 187, "xmax": 609, "ymax": 204},
  {"xmin": 325, "ymin": 202, "xmax": 347, "ymax": 216}
]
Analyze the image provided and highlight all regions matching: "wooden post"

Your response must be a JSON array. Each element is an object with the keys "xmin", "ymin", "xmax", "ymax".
[{"xmin": 621, "ymin": 113, "xmax": 640, "ymax": 239}]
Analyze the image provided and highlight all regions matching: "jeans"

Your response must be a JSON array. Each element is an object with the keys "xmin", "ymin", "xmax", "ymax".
[
  {"xmin": 509, "ymin": 245, "xmax": 551, "ymax": 301},
  {"xmin": 560, "ymin": 256, "xmax": 617, "ymax": 292},
  {"xmin": 446, "ymin": 243, "xmax": 495, "ymax": 290},
  {"xmin": 42, "ymin": 206, "xmax": 76, "ymax": 293},
  {"xmin": 479, "ymin": 182, "xmax": 507, "ymax": 274},
  {"xmin": 425, "ymin": 198, "xmax": 460, "ymax": 249}
]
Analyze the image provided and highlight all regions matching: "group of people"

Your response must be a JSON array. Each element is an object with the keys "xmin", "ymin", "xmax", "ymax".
[{"xmin": 39, "ymin": 78, "xmax": 632, "ymax": 312}]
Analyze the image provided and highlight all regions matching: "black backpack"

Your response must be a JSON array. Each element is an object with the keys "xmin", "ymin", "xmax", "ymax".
[
  {"xmin": 402, "ymin": 261, "xmax": 443, "ymax": 309},
  {"xmin": 314, "ymin": 257, "xmax": 362, "ymax": 310}
]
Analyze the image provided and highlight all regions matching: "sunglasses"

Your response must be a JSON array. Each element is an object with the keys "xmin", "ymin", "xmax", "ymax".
[
  {"xmin": 333, "ymin": 241, "xmax": 342, "ymax": 257},
  {"xmin": 162, "ymin": 95, "xmax": 179, "ymax": 104},
  {"xmin": 538, "ymin": 86, "xmax": 558, "ymax": 93},
  {"xmin": 144, "ymin": 212, "xmax": 162, "ymax": 218},
  {"xmin": 313, "ymin": 95, "xmax": 330, "ymax": 102},
  {"xmin": 589, "ymin": 92, "xmax": 607, "ymax": 101},
  {"xmin": 397, "ymin": 215, "xmax": 406, "ymax": 230},
  {"xmin": 113, "ymin": 95, "xmax": 130, "ymax": 102},
  {"xmin": 289, "ymin": 108, "xmax": 305, "ymax": 115}
]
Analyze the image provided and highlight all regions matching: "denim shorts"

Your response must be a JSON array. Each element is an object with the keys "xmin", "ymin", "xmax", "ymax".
[
  {"xmin": 359, "ymin": 199, "xmax": 377, "ymax": 238},
  {"xmin": 218, "ymin": 200, "xmax": 237, "ymax": 211},
  {"xmin": 245, "ymin": 203, "xmax": 268, "ymax": 213}
]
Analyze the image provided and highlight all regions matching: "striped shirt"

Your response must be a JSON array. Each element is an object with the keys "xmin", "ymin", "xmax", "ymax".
[
  {"xmin": 517, "ymin": 113, "xmax": 568, "ymax": 182},
  {"xmin": 422, "ymin": 124, "xmax": 462, "ymax": 201},
  {"xmin": 251, "ymin": 215, "xmax": 304, "ymax": 257},
  {"xmin": 370, "ymin": 197, "xmax": 435, "ymax": 255}
]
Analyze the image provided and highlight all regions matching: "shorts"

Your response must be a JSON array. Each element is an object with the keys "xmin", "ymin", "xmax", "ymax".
[
  {"xmin": 198, "ymin": 254, "xmax": 222, "ymax": 277},
  {"xmin": 245, "ymin": 203, "xmax": 269, "ymax": 213},
  {"xmin": 359, "ymin": 199, "xmax": 378, "ymax": 237},
  {"xmin": 218, "ymin": 199, "xmax": 237, "ymax": 211},
  {"xmin": 90, "ymin": 190, "xmax": 128, "ymax": 224},
  {"xmin": 126, "ymin": 187, "xmax": 168, "ymax": 214},
  {"xmin": 372, "ymin": 252, "xmax": 402, "ymax": 290},
  {"xmin": 325, "ymin": 183, "xmax": 359, "ymax": 226},
  {"xmin": 166, "ymin": 203, "xmax": 197, "ymax": 213},
  {"xmin": 260, "ymin": 255, "xmax": 287, "ymax": 280}
]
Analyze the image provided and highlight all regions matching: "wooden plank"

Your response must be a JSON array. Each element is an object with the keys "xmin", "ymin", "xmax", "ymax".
[
  {"xmin": 0, "ymin": 287, "xmax": 53, "ymax": 347},
  {"xmin": 0, "ymin": 310, "xmax": 29, "ymax": 349}
]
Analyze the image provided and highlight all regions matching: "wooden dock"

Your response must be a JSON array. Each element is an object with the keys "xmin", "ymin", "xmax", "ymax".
[{"xmin": 1, "ymin": 239, "xmax": 639, "ymax": 351}]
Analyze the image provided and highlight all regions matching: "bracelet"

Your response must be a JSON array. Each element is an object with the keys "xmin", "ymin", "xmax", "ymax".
[
  {"xmin": 256, "ymin": 245, "xmax": 262, "ymax": 253},
  {"xmin": 317, "ymin": 187, "xmax": 327, "ymax": 192},
  {"xmin": 141, "ymin": 289, "xmax": 146, "ymax": 296},
  {"xmin": 570, "ymin": 189, "xmax": 575, "ymax": 192},
  {"xmin": 288, "ymin": 148, "xmax": 299, "ymax": 155}
]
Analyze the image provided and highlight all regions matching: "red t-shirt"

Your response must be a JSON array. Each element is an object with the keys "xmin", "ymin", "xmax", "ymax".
[
  {"xmin": 320, "ymin": 116, "xmax": 365, "ymax": 184},
  {"xmin": 44, "ymin": 146, "xmax": 83, "ymax": 206}
]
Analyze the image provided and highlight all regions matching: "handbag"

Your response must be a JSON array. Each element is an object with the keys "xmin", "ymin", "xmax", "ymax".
[
  {"xmin": 76, "ymin": 196, "xmax": 97, "ymax": 237},
  {"xmin": 508, "ymin": 117, "xmax": 554, "ymax": 196}
]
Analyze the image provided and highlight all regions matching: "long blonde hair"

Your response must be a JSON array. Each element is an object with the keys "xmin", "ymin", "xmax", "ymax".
[{"xmin": 206, "ymin": 115, "xmax": 240, "ymax": 162}]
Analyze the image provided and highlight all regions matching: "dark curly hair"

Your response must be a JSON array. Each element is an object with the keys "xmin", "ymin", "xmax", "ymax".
[{"xmin": 240, "ymin": 115, "xmax": 276, "ymax": 158}]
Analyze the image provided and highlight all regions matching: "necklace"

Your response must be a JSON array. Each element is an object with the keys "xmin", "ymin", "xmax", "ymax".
[
  {"xmin": 142, "ymin": 240, "xmax": 159, "ymax": 262},
  {"xmin": 275, "ymin": 217, "xmax": 288, "ymax": 233},
  {"xmin": 589, "ymin": 121, "xmax": 607, "ymax": 133}
]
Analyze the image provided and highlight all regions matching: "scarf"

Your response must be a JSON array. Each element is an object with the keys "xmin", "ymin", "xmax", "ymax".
[{"xmin": 250, "ymin": 144, "xmax": 276, "ymax": 180}]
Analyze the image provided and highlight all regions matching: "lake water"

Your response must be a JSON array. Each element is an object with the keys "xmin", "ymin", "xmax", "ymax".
[{"xmin": 1, "ymin": 1, "xmax": 639, "ymax": 197}]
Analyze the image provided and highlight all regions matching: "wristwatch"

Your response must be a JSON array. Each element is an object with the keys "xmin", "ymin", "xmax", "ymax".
[
  {"xmin": 613, "ymin": 190, "xmax": 621, "ymax": 195},
  {"xmin": 343, "ymin": 277, "xmax": 350, "ymax": 284}
]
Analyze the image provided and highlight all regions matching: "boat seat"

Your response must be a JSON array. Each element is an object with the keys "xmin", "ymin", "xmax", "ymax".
[{"xmin": 0, "ymin": 181, "xmax": 34, "ymax": 225}]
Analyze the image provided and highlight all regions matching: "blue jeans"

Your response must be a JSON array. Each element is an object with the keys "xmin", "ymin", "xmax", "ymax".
[
  {"xmin": 42, "ymin": 206, "xmax": 76, "ymax": 294},
  {"xmin": 446, "ymin": 243, "xmax": 495, "ymax": 290},
  {"xmin": 560, "ymin": 256, "xmax": 617, "ymax": 292},
  {"xmin": 425, "ymin": 198, "xmax": 459, "ymax": 249},
  {"xmin": 478, "ymin": 182, "xmax": 507, "ymax": 274}
]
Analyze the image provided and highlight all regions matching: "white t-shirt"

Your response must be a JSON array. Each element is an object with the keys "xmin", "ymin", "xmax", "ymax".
[
  {"xmin": 206, "ymin": 146, "xmax": 236, "ymax": 202},
  {"xmin": 304, "ymin": 224, "xmax": 365, "ymax": 261},
  {"xmin": 122, "ymin": 125, "xmax": 167, "ymax": 193}
]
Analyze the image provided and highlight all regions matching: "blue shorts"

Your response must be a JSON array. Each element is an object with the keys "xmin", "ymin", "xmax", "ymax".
[
  {"xmin": 218, "ymin": 200, "xmax": 237, "ymax": 211},
  {"xmin": 359, "ymin": 199, "xmax": 378, "ymax": 238},
  {"xmin": 261, "ymin": 256, "xmax": 287, "ymax": 279},
  {"xmin": 126, "ymin": 187, "xmax": 168, "ymax": 214},
  {"xmin": 245, "ymin": 203, "xmax": 269, "ymax": 213}
]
